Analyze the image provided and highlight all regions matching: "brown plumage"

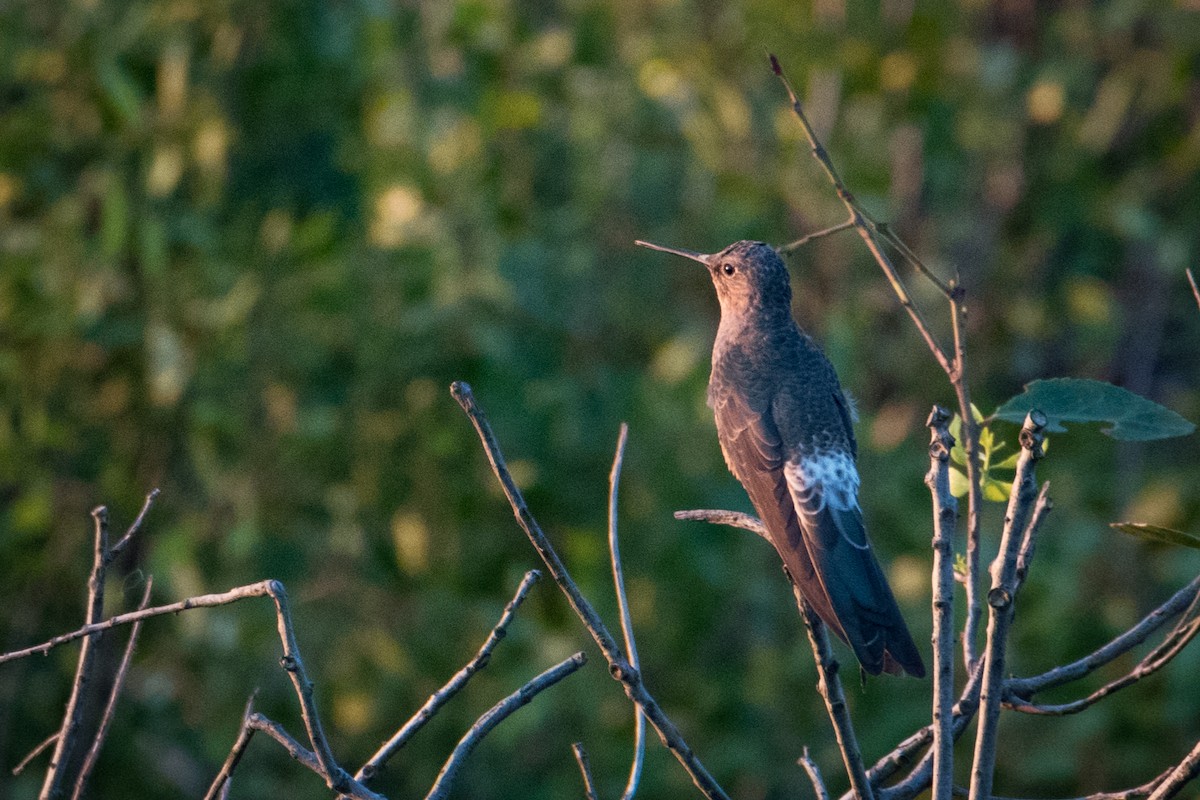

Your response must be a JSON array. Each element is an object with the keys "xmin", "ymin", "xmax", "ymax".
[{"xmin": 638, "ymin": 238, "xmax": 925, "ymax": 677}]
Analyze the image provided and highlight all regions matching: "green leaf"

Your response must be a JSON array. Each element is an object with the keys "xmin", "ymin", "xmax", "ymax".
[
  {"xmin": 992, "ymin": 378, "xmax": 1195, "ymax": 441},
  {"xmin": 949, "ymin": 466, "xmax": 969, "ymax": 498},
  {"xmin": 1110, "ymin": 522, "xmax": 1200, "ymax": 550},
  {"xmin": 949, "ymin": 414, "xmax": 966, "ymax": 465},
  {"xmin": 983, "ymin": 477, "xmax": 1012, "ymax": 502},
  {"xmin": 992, "ymin": 450, "xmax": 1021, "ymax": 470}
]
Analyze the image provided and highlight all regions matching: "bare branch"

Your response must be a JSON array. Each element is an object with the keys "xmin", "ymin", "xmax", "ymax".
[
  {"xmin": 1, "ymin": 581, "xmax": 278, "ymax": 664},
  {"xmin": 424, "ymin": 652, "xmax": 588, "ymax": 800},
  {"xmin": 770, "ymin": 54, "xmax": 953, "ymax": 373},
  {"xmin": 796, "ymin": 589, "xmax": 873, "ymax": 800},
  {"xmin": 71, "ymin": 577, "xmax": 154, "ymax": 800},
  {"xmin": 779, "ymin": 218, "xmax": 855, "ymax": 255},
  {"xmin": 13, "ymin": 734, "xmax": 59, "ymax": 777},
  {"xmin": 673, "ymin": 509, "xmax": 768, "ymax": 541},
  {"xmin": 1005, "ymin": 574, "xmax": 1200, "ymax": 698},
  {"xmin": 1005, "ymin": 595, "xmax": 1200, "ymax": 717},
  {"xmin": 246, "ymin": 713, "xmax": 324, "ymax": 777},
  {"xmin": 1147, "ymin": 738, "xmax": 1200, "ymax": 800},
  {"xmin": 1187, "ymin": 268, "xmax": 1200, "ymax": 313},
  {"xmin": 925, "ymin": 406, "xmax": 958, "ymax": 800},
  {"xmin": 950, "ymin": 302, "xmax": 985, "ymax": 675},
  {"xmin": 609, "ymin": 423, "xmax": 645, "ymax": 800},
  {"xmin": 800, "ymin": 747, "xmax": 831, "ymax": 800},
  {"xmin": 1014, "ymin": 485, "xmax": 1052, "ymax": 594},
  {"xmin": 968, "ymin": 411, "xmax": 1047, "ymax": 800},
  {"xmin": 107, "ymin": 488, "xmax": 159, "ymax": 564},
  {"xmin": 572, "ymin": 742, "xmax": 600, "ymax": 800},
  {"xmin": 354, "ymin": 569, "xmax": 543, "ymax": 784},
  {"xmin": 204, "ymin": 693, "xmax": 260, "ymax": 800},
  {"xmin": 40, "ymin": 506, "xmax": 111, "ymax": 800},
  {"xmin": 451, "ymin": 381, "xmax": 731, "ymax": 800}
]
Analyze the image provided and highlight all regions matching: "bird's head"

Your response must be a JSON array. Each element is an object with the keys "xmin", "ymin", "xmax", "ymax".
[{"xmin": 636, "ymin": 239, "xmax": 792, "ymax": 321}]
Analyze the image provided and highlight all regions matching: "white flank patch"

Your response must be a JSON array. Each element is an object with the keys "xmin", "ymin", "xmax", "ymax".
[{"xmin": 784, "ymin": 450, "xmax": 861, "ymax": 514}]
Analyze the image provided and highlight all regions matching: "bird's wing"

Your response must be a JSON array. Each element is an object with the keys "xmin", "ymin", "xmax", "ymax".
[
  {"xmin": 709, "ymin": 386, "xmax": 847, "ymax": 643},
  {"xmin": 779, "ymin": 445, "xmax": 926, "ymax": 677}
]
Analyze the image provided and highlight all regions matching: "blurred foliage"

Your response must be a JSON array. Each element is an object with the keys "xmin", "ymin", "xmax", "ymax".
[{"xmin": 2, "ymin": 0, "xmax": 1200, "ymax": 798}]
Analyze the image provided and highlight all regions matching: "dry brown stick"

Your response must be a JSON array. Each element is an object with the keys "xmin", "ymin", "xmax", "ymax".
[
  {"xmin": 925, "ymin": 406, "xmax": 958, "ymax": 800},
  {"xmin": 1005, "ymin": 601, "xmax": 1200, "ymax": 716},
  {"xmin": 107, "ymin": 489, "xmax": 160, "ymax": 564},
  {"xmin": 12, "ymin": 734, "xmax": 59, "ymax": 777},
  {"xmin": 354, "ymin": 569, "xmax": 543, "ymax": 785},
  {"xmin": 40, "ymin": 507, "xmax": 110, "ymax": 800},
  {"xmin": 1005, "ymin": 573, "xmax": 1200, "ymax": 698},
  {"xmin": 968, "ymin": 411, "xmax": 1047, "ymax": 800},
  {"xmin": 572, "ymin": 742, "xmax": 601, "ymax": 800},
  {"xmin": 1147, "ymin": 738, "xmax": 1200, "ymax": 800},
  {"xmin": 204, "ymin": 693, "xmax": 260, "ymax": 800},
  {"xmin": 673, "ymin": 509, "xmax": 768, "ymax": 541},
  {"xmin": 608, "ymin": 423, "xmax": 646, "ymax": 800},
  {"xmin": 70, "ymin": 577, "xmax": 154, "ymax": 800},
  {"xmin": 0, "ymin": 581, "xmax": 278, "ymax": 664},
  {"xmin": 779, "ymin": 218, "xmax": 856, "ymax": 254},
  {"xmin": 800, "ymin": 746, "xmax": 832, "ymax": 800},
  {"xmin": 424, "ymin": 652, "xmax": 588, "ymax": 800},
  {"xmin": 796, "ymin": 588, "xmax": 874, "ymax": 800},
  {"xmin": 451, "ymin": 381, "xmax": 731, "ymax": 800},
  {"xmin": 1187, "ymin": 268, "xmax": 1200, "ymax": 312}
]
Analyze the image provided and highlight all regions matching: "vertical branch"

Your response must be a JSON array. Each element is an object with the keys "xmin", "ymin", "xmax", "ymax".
[
  {"xmin": 608, "ymin": 423, "xmax": 646, "ymax": 800},
  {"xmin": 949, "ymin": 301, "xmax": 985, "ymax": 673},
  {"xmin": 40, "ymin": 506, "xmax": 110, "ymax": 800},
  {"xmin": 796, "ymin": 589, "xmax": 874, "ymax": 800},
  {"xmin": 925, "ymin": 407, "xmax": 958, "ymax": 800},
  {"xmin": 572, "ymin": 742, "xmax": 601, "ymax": 800},
  {"xmin": 968, "ymin": 411, "xmax": 1047, "ymax": 800},
  {"xmin": 70, "ymin": 578, "xmax": 155, "ymax": 800}
]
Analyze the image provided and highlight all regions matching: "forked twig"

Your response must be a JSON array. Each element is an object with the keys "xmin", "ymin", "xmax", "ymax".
[{"xmin": 451, "ymin": 381, "xmax": 730, "ymax": 800}]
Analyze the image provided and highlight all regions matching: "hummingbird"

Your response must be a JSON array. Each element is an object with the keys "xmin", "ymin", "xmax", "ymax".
[{"xmin": 637, "ymin": 238, "xmax": 925, "ymax": 677}]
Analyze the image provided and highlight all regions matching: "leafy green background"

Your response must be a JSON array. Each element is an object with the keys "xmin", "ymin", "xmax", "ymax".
[{"xmin": 2, "ymin": 1, "xmax": 1200, "ymax": 798}]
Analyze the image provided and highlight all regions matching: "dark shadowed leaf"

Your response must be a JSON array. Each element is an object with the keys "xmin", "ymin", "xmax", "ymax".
[
  {"xmin": 992, "ymin": 378, "xmax": 1195, "ymax": 441},
  {"xmin": 1110, "ymin": 522, "xmax": 1200, "ymax": 550}
]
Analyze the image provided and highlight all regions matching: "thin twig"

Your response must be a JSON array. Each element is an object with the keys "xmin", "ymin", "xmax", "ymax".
[
  {"xmin": 424, "ymin": 652, "xmax": 588, "ymax": 800},
  {"xmin": 968, "ymin": 411, "xmax": 1047, "ymax": 800},
  {"xmin": 572, "ymin": 742, "xmax": 601, "ymax": 800},
  {"xmin": 673, "ymin": 509, "xmax": 768, "ymax": 541},
  {"xmin": 925, "ymin": 406, "xmax": 958, "ymax": 800},
  {"xmin": 451, "ymin": 381, "xmax": 731, "ymax": 800},
  {"xmin": 12, "ymin": 734, "xmax": 59, "ymax": 776},
  {"xmin": 1014, "ymin": 485, "xmax": 1052, "ymax": 594},
  {"xmin": 609, "ymin": 423, "xmax": 645, "ymax": 800},
  {"xmin": 799, "ymin": 747, "xmax": 832, "ymax": 800},
  {"xmin": 0, "ymin": 581, "xmax": 278, "ymax": 664},
  {"xmin": 354, "ymin": 570, "xmax": 543, "ymax": 785},
  {"xmin": 769, "ymin": 54, "xmax": 953, "ymax": 374},
  {"xmin": 246, "ymin": 713, "xmax": 324, "ymax": 776},
  {"xmin": 204, "ymin": 693, "xmax": 260, "ymax": 800},
  {"xmin": 1005, "ymin": 600, "xmax": 1200, "ymax": 716},
  {"xmin": 1005, "ymin": 574, "xmax": 1200, "ymax": 698},
  {"xmin": 796, "ymin": 589, "xmax": 873, "ymax": 800},
  {"xmin": 107, "ymin": 488, "xmax": 160, "ymax": 564},
  {"xmin": 70, "ymin": 577, "xmax": 154, "ymax": 800},
  {"xmin": 1187, "ymin": 268, "xmax": 1200, "ymax": 313},
  {"xmin": 40, "ymin": 506, "xmax": 110, "ymax": 800},
  {"xmin": 779, "ymin": 218, "xmax": 856, "ymax": 255},
  {"xmin": 1147, "ymin": 738, "xmax": 1200, "ymax": 800}
]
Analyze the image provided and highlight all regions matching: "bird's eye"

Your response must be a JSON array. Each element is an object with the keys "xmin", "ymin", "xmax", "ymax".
[{"xmin": 721, "ymin": 263, "xmax": 735, "ymax": 276}]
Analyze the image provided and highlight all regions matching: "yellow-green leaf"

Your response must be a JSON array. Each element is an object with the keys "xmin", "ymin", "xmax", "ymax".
[
  {"xmin": 1110, "ymin": 522, "xmax": 1200, "ymax": 550},
  {"xmin": 949, "ymin": 466, "xmax": 969, "ymax": 498},
  {"xmin": 983, "ymin": 477, "xmax": 1012, "ymax": 502}
]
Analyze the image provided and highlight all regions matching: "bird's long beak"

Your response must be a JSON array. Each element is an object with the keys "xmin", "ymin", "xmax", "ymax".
[{"xmin": 635, "ymin": 239, "xmax": 713, "ymax": 266}]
